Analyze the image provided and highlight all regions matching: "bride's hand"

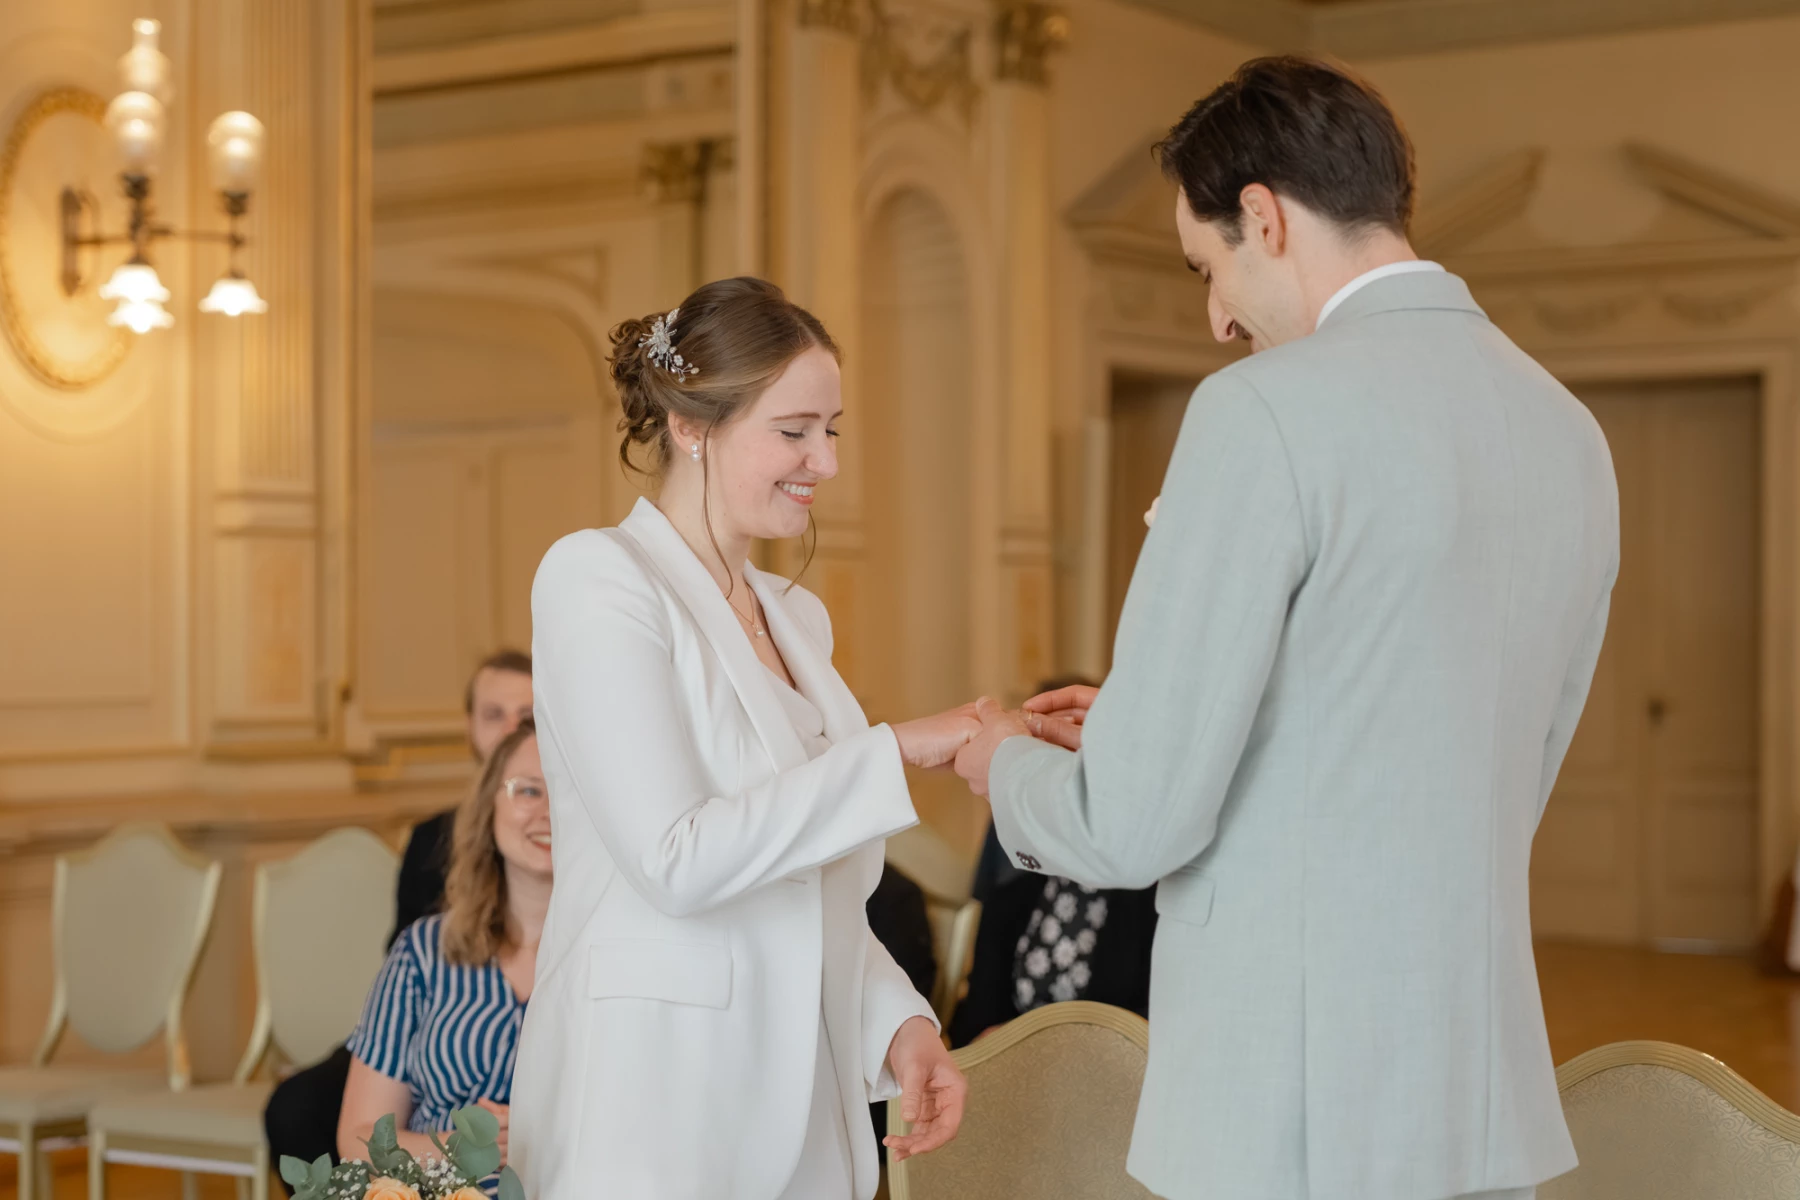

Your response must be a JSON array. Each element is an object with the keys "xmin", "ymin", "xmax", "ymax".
[
  {"xmin": 890, "ymin": 704, "xmax": 982, "ymax": 769},
  {"xmin": 882, "ymin": 1016, "xmax": 967, "ymax": 1162}
]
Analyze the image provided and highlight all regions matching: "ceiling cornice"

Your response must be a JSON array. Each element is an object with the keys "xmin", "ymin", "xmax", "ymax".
[{"xmin": 1142, "ymin": 0, "xmax": 1800, "ymax": 60}]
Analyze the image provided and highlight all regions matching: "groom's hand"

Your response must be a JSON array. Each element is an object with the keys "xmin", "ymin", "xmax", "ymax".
[
  {"xmin": 953, "ymin": 697, "xmax": 1030, "ymax": 798},
  {"xmin": 1021, "ymin": 684, "xmax": 1097, "ymax": 751}
]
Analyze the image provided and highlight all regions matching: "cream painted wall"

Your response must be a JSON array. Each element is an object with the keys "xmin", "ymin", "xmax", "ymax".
[
  {"xmin": 1362, "ymin": 16, "xmax": 1800, "ymax": 219},
  {"xmin": 0, "ymin": 1, "xmax": 194, "ymax": 770}
]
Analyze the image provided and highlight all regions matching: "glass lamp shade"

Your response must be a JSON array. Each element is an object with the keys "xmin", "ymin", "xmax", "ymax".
[
  {"xmin": 206, "ymin": 111, "xmax": 264, "ymax": 195},
  {"xmin": 105, "ymin": 90, "xmax": 164, "ymax": 176},
  {"xmin": 98, "ymin": 260, "xmax": 169, "ymax": 305},
  {"xmin": 108, "ymin": 297, "xmax": 175, "ymax": 334},
  {"xmin": 199, "ymin": 272, "xmax": 268, "ymax": 316},
  {"xmin": 119, "ymin": 18, "xmax": 173, "ymax": 103}
]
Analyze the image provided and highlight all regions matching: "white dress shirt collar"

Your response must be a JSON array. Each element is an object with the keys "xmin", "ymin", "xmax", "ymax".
[{"xmin": 1315, "ymin": 260, "xmax": 1445, "ymax": 331}]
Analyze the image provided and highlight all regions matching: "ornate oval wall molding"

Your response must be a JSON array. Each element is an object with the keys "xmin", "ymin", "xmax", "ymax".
[{"xmin": 0, "ymin": 86, "xmax": 131, "ymax": 391}]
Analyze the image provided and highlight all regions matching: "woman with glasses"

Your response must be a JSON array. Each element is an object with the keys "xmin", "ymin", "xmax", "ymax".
[{"xmin": 339, "ymin": 720, "xmax": 549, "ymax": 1172}]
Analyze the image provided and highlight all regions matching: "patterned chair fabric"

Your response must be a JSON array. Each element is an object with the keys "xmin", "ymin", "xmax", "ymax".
[
  {"xmin": 889, "ymin": 1000, "xmax": 1156, "ymax": 1200},
  {"xmin": 1544, "ymin": 1040, "xmax": 1800, "ymax": 1200}
]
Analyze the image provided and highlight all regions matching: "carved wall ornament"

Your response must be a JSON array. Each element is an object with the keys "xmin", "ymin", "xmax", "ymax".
[
  {"xmin": 0, "ymin": 87, "xmax": 132, "ymax": 391},
  {"xmin": 799, "ymin": 0, "xmax": 861, "ymax": 35},
  {"xmin": 1661, "ymin": 280, "xmax": 1790, "ymax": 326},
  {"xmin": 1530, "ymin": 291, "xmax": 1641, "ymax": 335},
  {"xmin": 861, "ymin": 0, "xmax": 980, "ymax": 123},
  {"xmin": 640, "ymin": 140, "xmax": 718, "ymax": 205},
  {"xmin": 994, "ymin": 1, "xmax": 1069, "ymax": 86}
]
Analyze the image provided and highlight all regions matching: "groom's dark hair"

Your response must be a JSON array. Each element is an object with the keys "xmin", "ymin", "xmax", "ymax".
[{"xmin": 1157, "ymin": 55, "xmax": 1415, "ymax": 246}]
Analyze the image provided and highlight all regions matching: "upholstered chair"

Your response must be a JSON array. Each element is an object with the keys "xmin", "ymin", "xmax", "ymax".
[
  {"xmin": 889, "ymin": 1000, "xmax": 1156, "ymax": 1200},
  {"xmin": 0, "ymin": 823, "xmax": 222, "ymax": 1200},
  {"xmin": 86, "ymin": 827, "xmax": 399, "ymax": 1200},
  {"xmin": 1544, "ymin": 1039, "xmax": 1800, "ymax": 1199}
]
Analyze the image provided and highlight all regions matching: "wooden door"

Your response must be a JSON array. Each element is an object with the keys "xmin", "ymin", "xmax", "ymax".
[
  {"xmin": 1106, "ymin": 372, "xmax": 1199, "ymax": 665},
  {"xmin": 1532, "ymin": 377, "xmax": 1761, "ymax": 949}
]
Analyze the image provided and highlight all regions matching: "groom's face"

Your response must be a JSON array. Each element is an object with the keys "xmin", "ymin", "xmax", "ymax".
[{"xmin": 1175, "ymin": 189, "xmax": 1301, "ymax": 353}]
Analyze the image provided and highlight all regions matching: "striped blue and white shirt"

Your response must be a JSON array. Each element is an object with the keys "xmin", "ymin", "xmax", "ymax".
[{"xmin": 346, "ymin": 913, "xmax": 525, "ymax": 1134}]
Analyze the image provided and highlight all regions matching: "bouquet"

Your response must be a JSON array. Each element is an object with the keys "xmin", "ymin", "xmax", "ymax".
[{"xmin": 279, "ymin": 1107, "xmax": 524, "ymax": 1200}]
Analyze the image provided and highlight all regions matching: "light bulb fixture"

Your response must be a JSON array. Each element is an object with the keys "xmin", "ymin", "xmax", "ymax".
[
  {"xmin": 98, "ymin": 259, "xmax": 173, "ymax": 334},
  {"xmin": 198, "ymin": 271, "xmax": 266, "ymax": 316},
  {"xmin": 58, "ymin": 17, "xmax": 267, "ymax": 334}
]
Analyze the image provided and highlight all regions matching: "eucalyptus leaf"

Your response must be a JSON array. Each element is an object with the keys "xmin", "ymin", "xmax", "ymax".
[
  {"xmin": 278, "ymin": 1157, "xmax": 313, "ymax": 1189},
  {"xmin": 453, "ymin": 1141, "xmax": 501, "ymax": 1182},
  {"xmin": 497, "ymin": 1166, "xmax": 526, "ymax": 1200},
  {"xmin": 452, "ymin": 1105, "xmax": 500, "ymax": 1146}
]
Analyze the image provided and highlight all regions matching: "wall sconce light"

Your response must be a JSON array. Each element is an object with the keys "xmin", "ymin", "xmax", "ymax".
[{"xmin": 60, "ymin": 19, "xmax": 266, "ymax": 334}]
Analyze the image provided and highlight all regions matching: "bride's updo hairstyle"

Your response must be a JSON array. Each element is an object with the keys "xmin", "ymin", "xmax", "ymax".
[{"xmin": 610, "ymin": 276, "xmax": 839, "ymax": 477}]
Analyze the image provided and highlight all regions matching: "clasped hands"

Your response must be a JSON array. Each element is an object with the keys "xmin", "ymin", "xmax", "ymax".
[{"xmin": 890, "ymin": 684, "xmax": 1097, "ymax": 797}]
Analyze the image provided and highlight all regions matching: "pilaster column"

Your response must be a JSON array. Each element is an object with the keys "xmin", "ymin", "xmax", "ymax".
[
  {"xmin": 983, "ymin": 1, "xmax": 1065, "ymax": 701},
  {"xmin": 769, "ymin": 0, "xmax": 867, "ymax": 686},
  {"xmin": 642, "ymin": 140, "xmax": 725, "ymax": 305},
  {"xmin": 189, "ymin": 0, "xmax": 364, "ymax": 761}
]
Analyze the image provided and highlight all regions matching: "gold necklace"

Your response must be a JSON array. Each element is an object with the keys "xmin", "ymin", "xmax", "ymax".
[{"xmin": 726, "ymin": 588, "xmax": 766, "ymax": 637}]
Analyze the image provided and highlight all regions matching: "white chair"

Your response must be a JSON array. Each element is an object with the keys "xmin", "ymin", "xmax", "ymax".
[
  {"xmin": 86, "ymin": 827, "xmax": 400, "ymax": 1200},
  {"xmin": 1544, "ymin": 1039, "xmax": 1800, "ymax": 1200},
  {"xmin": 889, "ymin": 1000, "xmax": 1156, "ymax": 1200},
  {"xmin": 0, "ymin": 823, "xmax": 222, "ymax": 1200}
]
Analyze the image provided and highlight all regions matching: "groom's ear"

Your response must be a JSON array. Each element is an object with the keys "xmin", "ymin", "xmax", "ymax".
[{"xmin": 1238, "ymin": 183, "xmax": 1287, "ymax": 256}]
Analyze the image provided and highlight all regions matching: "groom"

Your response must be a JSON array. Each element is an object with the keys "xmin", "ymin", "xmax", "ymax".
[{"xmin": 955, "ymin": 56, "xmax": 1618, "ymax": 1200}]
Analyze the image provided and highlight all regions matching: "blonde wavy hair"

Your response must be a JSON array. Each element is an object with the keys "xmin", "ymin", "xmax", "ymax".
[{"xmin": 442, "ymin": 719, "xmax": 536, "ymax": 965}]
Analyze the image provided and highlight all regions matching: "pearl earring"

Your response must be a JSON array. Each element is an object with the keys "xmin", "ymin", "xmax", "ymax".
[{"xmin": 690, "ymin": 444, "xmax": 701, "ymax": 461}]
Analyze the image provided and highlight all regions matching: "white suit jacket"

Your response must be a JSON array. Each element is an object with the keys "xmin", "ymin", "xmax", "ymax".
[
  {"xmin": 509, "ymin": 498, "xmax": 935, "ymax": 1200},
  {"xmin": 989, "ymin": 272, "xmax": 1619, "ymax": 1200}
]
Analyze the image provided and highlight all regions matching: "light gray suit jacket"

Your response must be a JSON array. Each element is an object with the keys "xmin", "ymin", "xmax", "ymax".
[{"xmin": 989, "ymin": 271, "xmax": 1618, "ymax": 1200}]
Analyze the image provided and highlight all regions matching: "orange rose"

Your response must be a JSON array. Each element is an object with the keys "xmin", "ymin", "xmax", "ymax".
[
  {"xmin": 364, "ymin": 1178, "xmax": 422, "ymax": 1200},
  {"xmin": 444, "ymin": 1189, "xmax": 487, "ymax": 1200}
]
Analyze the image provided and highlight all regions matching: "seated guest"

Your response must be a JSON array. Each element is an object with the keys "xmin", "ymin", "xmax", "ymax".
[
  {"xmin": 265, "ymin": 649, "xmax": 533, "ymax": 1179},
  {"xmin": 339, "ymin": 721, "xmax": 549, "ymax": 1166},
  {"xmin": 948, "ymin": 677, "xmax": 1158, "ymax": 1048},
  {"xmin": 396, "ymin": 650, "xmax": 535, "ymax": 935}
]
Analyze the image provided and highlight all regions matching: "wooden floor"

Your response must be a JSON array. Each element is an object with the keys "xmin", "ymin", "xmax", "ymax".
[{"xmin": 5, "ymin": 941, "xmax": 1798, "ymax": 1200}]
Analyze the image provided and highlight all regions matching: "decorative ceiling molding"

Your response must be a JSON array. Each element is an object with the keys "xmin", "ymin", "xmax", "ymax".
[
  {"xmin": 1417, "ymin": 141, "xmax": 1800, "ymax": 262},
  {"xmin": 1623, "ymin": 142, "xmax": 1800, "ymax": 239},
  {"xmin": 1412, "ymin": 148, "xmax": 1542, "ymax": 260},
  {"xmin": 373, "ymin": 8, "xmax": 736, "ymax": 95},
  {"xmin": 1130, "ymin": 0, "xmax": 1800, "ymax": 60}
]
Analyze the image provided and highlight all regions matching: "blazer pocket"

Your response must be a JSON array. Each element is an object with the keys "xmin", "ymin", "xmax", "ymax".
[
  {"xmin": 587, "ymin": 939, "xmax": 732, "ymax": 1009},
  {"xmin": 1154, "ymin": 875, "xmax": 1215, "ymax": 927}
]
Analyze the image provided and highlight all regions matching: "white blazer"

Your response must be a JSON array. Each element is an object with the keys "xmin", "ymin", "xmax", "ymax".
[{"xmin": 509, "ymin": 498, "xmax": 935, "ymax": 1200}]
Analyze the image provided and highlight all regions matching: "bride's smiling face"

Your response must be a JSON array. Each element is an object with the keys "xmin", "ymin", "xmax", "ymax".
[{"xmin": 686, "ymin": 345, "xmax": 842, "ymax": 542}]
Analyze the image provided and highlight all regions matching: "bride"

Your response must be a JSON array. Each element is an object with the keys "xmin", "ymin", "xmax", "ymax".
[{"xmin": 509, "ymin": 277, "xmax": 973, "ymax": 1198}]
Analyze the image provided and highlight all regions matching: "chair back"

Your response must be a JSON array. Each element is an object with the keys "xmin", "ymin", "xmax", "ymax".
[
  {"xmin": 38, "ymin": 822, "xmax": 222, "ymax": 1088},
  {"xmin": 1544, "ymin": 1040, "xmax": 1800, "ymax": 1200},
  {"xmin": 927, "ymin": 898, "xmax": 981, "ymax": 1024},
  {"xmin": 890, "ymin": 1001, "xmax": 1155, "ymax": 1200},
  {"xmin": 245, "ymin": 827, "xmax": 399, "ymax": 1076}
]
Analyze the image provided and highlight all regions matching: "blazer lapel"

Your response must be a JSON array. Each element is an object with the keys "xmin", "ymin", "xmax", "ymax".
[
  {"xmin": 615, "ymin": 499, "xmax": 806, "ymax": 773},
  {"xmin": 750, "ymin": 567, "xmax": 870, "ymax": 747}
]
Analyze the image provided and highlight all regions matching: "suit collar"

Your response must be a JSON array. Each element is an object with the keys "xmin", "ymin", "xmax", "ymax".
[
  {"xmin": 618, "ymin": 498, "xmax": 807, "ymax": 772},
  {"xmin": 1316, "ymin": 269, "xmax": 1486, "ymax": 331}
]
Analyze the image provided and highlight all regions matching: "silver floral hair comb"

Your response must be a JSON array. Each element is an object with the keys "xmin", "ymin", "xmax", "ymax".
[{"xmin": 639, "ymin": 308, "xmax": 699, "ymax": 379}]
